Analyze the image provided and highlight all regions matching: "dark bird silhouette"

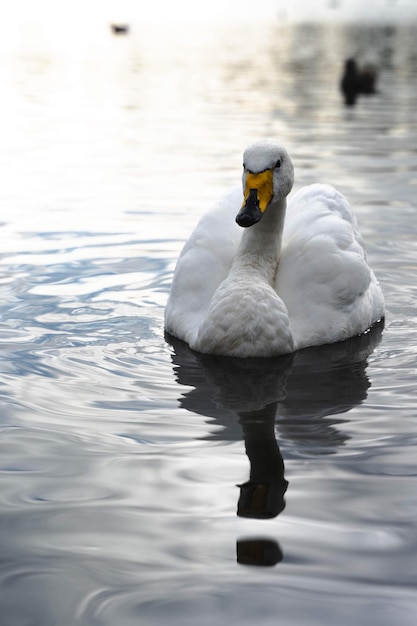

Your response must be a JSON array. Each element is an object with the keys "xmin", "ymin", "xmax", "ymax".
[
  {"xmin": 341, "ymin": 58, "xmax": 377, "ymax": 106},
  {"xmin": 110, "ymin": 24, "xmax": 129, "ymax": 35}
]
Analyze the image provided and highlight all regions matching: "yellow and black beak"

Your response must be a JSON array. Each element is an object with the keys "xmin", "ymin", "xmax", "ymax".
[{"xmin": 236, "ymin": 169, "xmax": 274, "ymax": 228}]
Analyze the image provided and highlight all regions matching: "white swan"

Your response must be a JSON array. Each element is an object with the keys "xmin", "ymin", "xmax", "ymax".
[{"xmin": 165, "ymin": 138, "xmax": 384, "ymax": 358}]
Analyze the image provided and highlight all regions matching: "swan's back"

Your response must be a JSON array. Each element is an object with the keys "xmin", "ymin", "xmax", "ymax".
[{"xmin": 278, "ymin": 184, "xmax": 384, "ymax": 348}]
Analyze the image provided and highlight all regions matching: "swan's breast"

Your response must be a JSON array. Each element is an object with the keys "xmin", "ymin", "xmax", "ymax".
[{"xmin": 195, "ymin": 276, "xmax": 294, "ymax": 358}]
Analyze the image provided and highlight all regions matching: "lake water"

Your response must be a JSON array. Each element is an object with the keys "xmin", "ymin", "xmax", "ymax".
[{"xmin": 1, "ymin": 18, "xmax": 417, "ymax": 626}]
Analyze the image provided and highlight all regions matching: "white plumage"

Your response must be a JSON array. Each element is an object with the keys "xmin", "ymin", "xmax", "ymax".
[{"xmin": 165, "ymin": 139, "xmax": 384, "ymax": 358}]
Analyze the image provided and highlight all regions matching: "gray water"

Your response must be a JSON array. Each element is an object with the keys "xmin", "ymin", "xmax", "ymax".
[{"xmin": 1, "ymin": 19, "xmax": 417, "ymax": 626}]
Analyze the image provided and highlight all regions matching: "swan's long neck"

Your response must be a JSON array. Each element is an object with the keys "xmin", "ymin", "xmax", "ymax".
[
  {"xmin": 233, "ymin": 198, "xmax": 286, "ymax": 284},
  {"xmin": 195, "ymin": 195, "xmax": 293, "ymax": 357}
]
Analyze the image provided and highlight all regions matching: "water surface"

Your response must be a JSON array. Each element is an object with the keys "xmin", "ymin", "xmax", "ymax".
[{"xmin": 1, "ymin": 20, "xmax": 417, "ymax": 626}]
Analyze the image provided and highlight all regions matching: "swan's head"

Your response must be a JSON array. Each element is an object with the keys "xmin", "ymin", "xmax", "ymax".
[{"xmin": 236, "ymin": 139, "xmax": 294, "ymax": 227}]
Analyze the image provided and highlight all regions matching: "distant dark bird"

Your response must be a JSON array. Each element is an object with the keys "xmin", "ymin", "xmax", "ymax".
[
  {"xmin": 358, "ymin": 63, "xmax": 378, "ymax": 94},
  {"xmin": 340, "ymin": 58, "xmax": 377, "ymax": 106},
  {"xmin": 111, "ymin": 24, "xmax": 129, "ymax": 35}
]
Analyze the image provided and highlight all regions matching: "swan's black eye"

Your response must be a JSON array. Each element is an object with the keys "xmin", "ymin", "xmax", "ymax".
[
  {"xmin": 275, "ymin": 159, "xmax": 281, "ymax": 168},
  {"xmin": 243, "ymin": 162, "xmax": 246, "ymax": 169}
]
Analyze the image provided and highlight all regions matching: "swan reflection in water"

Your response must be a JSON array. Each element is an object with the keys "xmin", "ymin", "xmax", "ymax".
[{"xmin": 166, "ymin": 321, "xmax": 384, "ymax": 566}]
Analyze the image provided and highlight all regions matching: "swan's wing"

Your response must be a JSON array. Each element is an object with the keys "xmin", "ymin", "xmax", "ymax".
[
  {"xmin": 278, "ymin": 184, "xmax": 384, "ymax": 349},
  {"xmin": 165, "ymin": 186, "xmax": 243, "ymax": 346}
]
